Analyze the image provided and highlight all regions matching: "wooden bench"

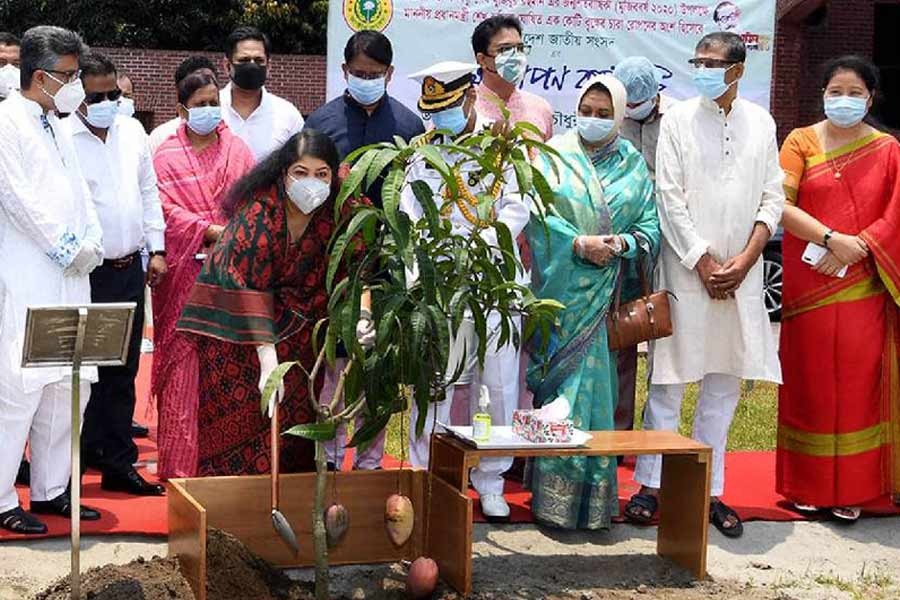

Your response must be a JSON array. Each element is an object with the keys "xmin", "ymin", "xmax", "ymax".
[{"xmin": 429, "ymin": 430, "xmax": 712, "ymax": 596}]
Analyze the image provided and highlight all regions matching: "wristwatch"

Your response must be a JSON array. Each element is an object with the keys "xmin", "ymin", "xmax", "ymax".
[
  {"xmin": 823, "ymin": 230, "xmax": 834, "ymax": 248},
  {"xmin": 149, "ymin": 250, "xmax": 167, "ymax": 257}
]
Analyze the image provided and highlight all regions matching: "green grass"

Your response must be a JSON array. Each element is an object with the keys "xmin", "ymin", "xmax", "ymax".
[{"xmin": 380, "ymin": 355, "xmax": 778, "ymax": 455}]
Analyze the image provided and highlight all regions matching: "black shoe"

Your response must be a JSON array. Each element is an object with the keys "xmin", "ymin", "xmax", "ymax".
[
  {"xmin": 0, "ymin": 506, "xmax": 47, "ymax": 534},
  {"xmin": 30, "ymin": 492, "xmax": 101, "ymax": 521},
  {"xmin": 15, "ymin": 459, "xmax": 30, "ymax": 486},
  {"xmin": 101, "ymin": 469, "xmax": 165, "ymax": 496},
  {"xmin": 131, "ymin": 421, "xmax": 149, "ymax": 438}
]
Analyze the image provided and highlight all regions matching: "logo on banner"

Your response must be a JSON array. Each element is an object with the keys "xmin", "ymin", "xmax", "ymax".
[{"xmin": 343, "ymin": 0, "xmax": 393, "ymax": 32}]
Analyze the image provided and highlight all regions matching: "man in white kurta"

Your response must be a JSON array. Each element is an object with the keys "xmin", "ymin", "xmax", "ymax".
[
  {"xmin": 631, "ymin": 33, "xmax": 783, "ymax": 538},
  {"xmin": 401, "ymin": 62, "xmax": 530, "ymax": 520},
  {"xmin": 0, "ymin": 26, "xmax": 103, "ymax": 534}
]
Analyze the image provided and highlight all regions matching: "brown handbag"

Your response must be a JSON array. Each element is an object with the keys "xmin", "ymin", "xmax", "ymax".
[{"xmin": 606, "ymin": 255, "xmax": 674, "ymax": 352}]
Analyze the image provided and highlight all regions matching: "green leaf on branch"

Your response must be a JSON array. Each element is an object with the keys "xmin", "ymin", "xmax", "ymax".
[
  {"xmin": 259, "ymin": 361, "xmax": 298, "ymax": 415},
  {"xmin": 283, "ymin": 422, "xmax": 337, "ymax": 441},
  {"xmin": 366, "ymin": 148, "xmax": 401, "ymax": 191},
  {"xmin": 336, "ymin": 150, "xmax": 378, "ymax": 213},
  {"xmin": 326, "ymin": 207, "xmax": 377, "ymax": 290}
]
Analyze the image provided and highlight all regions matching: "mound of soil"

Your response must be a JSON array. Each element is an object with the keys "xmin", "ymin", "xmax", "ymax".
[
  {"xmin": 34, "ymin": 555, "xmax": 193, "ymax": 600},
  {"xmin": 34, "ymin": 529, "xmax": 313, "ymax": 600},
  {"xmin": 206, "ymin": 528, "xmax": 312, "ymax": 600}
]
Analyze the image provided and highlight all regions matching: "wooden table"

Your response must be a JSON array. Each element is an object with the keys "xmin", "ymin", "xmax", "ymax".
[{"xmin": 429, "ymin": 431, "xmax": 712, "ymax": 595}]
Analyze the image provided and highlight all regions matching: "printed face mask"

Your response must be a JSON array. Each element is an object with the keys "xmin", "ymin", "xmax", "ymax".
[
  {"xmin": 347, "ymin": 74, "xmax": 386, "ymax": 106},
  {"xmin": 494, "ymin": 49, "xmax": 527, "ymax": 85},
  {"xmin": 824, "ymin": 96, "xmax": 868, "ymax": 128},
  {"xmin": 286, "ymin": 175, "xmax": 331, "ymax": 214}
]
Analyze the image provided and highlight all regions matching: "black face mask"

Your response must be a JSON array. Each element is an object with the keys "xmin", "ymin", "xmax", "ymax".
[{"xmin": 232, "ymin": 62, "xmax": 267, "ymax": 90}]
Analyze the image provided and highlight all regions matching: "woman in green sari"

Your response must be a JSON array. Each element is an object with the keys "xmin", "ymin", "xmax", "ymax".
[{"xmin": 526, "ymin": 74, "xmax": 660, "ymax": 529}]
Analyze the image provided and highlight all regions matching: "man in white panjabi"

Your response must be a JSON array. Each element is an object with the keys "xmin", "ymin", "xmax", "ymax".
[
  {"xmin": 628, "ymin": 32, "xmax": 784, "ymax": 539},
  {"xmin": 400, "ymin": 62, "xmax": 529, "ymax": 520},
  {"xmin": 0, "ymin": 26, "xmax": 105, "ymax": 534}
]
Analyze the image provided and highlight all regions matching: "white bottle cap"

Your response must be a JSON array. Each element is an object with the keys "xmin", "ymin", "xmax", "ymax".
[{"xmin": 478, "ymin": 384, "xmax": 490, "ymax": 410}]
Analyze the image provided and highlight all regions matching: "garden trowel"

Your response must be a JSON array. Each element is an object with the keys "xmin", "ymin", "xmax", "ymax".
[{"xmin": 270, "ymin": 399, "xmax": 300, "ymax": 555}]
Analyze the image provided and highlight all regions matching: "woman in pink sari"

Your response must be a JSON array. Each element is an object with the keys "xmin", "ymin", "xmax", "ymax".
[{"xmin": 151, "ymin": 72, "xmax": 255, "ymax": 479}]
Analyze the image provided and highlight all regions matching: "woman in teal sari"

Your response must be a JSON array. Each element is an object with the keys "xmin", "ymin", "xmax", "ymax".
[{"xmin": 526, "ymin": 74, "xmax": 660, "ymax": 529}]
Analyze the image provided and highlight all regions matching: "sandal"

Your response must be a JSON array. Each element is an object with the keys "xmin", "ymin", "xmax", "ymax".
[
  {"xmin": 710, "ymin": 499, "xmax": 743, "ymax": 538},
  {"xmin": 624, "ymin": 493, "xmax": 658, "ymax": 525},
  {"xmin": 792, "ymin": 502, "xmax": 820, "ymax": 514},
  {"xmin": 0, "ymin": 506, "xmax": 47, "ymax": 535},
  {"xmin": 830, "ymin": 507, "xmax": 861, "ymax": 522}
]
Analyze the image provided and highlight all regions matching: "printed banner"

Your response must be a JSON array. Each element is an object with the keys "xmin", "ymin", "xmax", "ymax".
[{"xmin": 327, "ymin": 0, "xmax": 776, "ymax": 132}]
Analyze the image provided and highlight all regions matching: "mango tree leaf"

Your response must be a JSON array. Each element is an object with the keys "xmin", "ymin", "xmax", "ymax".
[
  {"xmin": 326, "ymin": 207, "xmax": 377, "ymax": 290},
  {"xmin": 410, "ymin": 179, "xmax": 441, "ymax": 233},
  {"xmin": 366, "ymin": 147, "xmax": 401, "ymax": 191},
  {"xmin": 283, "ymin": 422, "xmax": 337, "ymax": 441},
  {"xmin": 493, "ymin": 221, "xmax": 517, "ymax": 280},
  {"xmin": 336, "ymin": 149, "xmax": 378, "ymax": 213},
  {"xmin": 259, "ymin": 361, "xmax": 298, "ymax": 414}
]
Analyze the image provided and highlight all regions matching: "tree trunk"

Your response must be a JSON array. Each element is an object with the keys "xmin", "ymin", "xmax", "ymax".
[{"xmin": 313, "ymin": 439, "xmax": 329, "ymax": 600}]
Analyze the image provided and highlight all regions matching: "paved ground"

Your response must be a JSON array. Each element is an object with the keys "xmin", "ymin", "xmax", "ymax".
[{"xmin": 3, "ymin": 517, "xmax": 899, "ymax": 599}]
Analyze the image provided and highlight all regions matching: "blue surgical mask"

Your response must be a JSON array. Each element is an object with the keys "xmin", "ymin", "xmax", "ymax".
[
  {"xmin": 692, "ymin": 65, "xmax": 736, "ymax": 100},
  {"xmin": 431, "ymin": 105, "xmax": 469, "ymax": 136},
  {"xmin": 577, "ymin": 116, "xmax": 616, "ymax": 143},
  {"xmin": 625, "ymin": 97, "xmax": 657, "ymax": 121},
  {"xmin": 494, "ymin": 49, "xmax": 528, "ymax": 85},
  {"xmin": 85, "ymin": 100, "xmax": 118, "ymax": 129},
  {"xmin": 186, "ymin": 105, "xmax": 221, "ymax": 135},
  {"xmin": 824, "ymin": 96, "xmax": 869, "ymax": 128},
  {"xmin": 347, "ymin": 74, "xmax": 386, "ymax": 106}
]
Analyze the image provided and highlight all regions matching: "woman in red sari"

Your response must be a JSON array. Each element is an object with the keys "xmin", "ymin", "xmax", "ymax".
[
  {"xmin": 152, "ymin": 72, "xmax": 256, "ymax": 479},
  {"xmin": 177, "ymin": 129, "xmax": 373, "ymax": 476},
  {"xmin": 777, "ymin": 56, "xmax": 900, "ymax": 521}
]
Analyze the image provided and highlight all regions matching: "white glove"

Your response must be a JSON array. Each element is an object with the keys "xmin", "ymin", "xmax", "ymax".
[
  {"xmin": 66, "ymin": 241, "xmax": 103, "ymax": 276},
  {"xmin": 257, "ymin": 343, "xmax": 284, "ymax": 418},
  {"xmin": 356, "ymin": 312, "xmax": 375, "ymax": 350}
]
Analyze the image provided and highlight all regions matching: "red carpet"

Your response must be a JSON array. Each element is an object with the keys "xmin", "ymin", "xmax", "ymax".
[{"xmin": 2, "ymin": 355, "xmax": 898, "ymax": 541}]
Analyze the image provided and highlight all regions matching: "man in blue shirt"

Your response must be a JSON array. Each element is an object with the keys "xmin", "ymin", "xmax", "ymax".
[
  {"xmin": 304, "ymin": 29, "xmax": 424, "ymax": 207},
  {"xmin": 305, "ymin": 30, "xmax": 422, "ymax": 472}
]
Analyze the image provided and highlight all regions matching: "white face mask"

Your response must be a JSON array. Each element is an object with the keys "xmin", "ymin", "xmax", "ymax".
[
  {"xmin": 117, "ymin": 97, "xmax": 135, "ymax": 118},
  {"xmin": 625, "ymin": 97, "xmax": 657, "ymax": 121},
  {"xmin": 42, "ymin": 72, "xmax": 86, "ymax": 114},
  {"xmin": 0, "ymin": 64, "xmax": 20, "ymax": 98},
  {"xmin": 85, "ymin": 100, "xmax": 118, "ymax": 129},
  {"xmin": 286, "ymin": 175, "xmax": 330, "ymax": 214}
]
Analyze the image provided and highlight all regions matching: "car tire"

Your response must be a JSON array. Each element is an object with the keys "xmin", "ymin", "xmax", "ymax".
[{"xmin": 763, "ymin": 248, "xmax": 782, "ymax": 322}]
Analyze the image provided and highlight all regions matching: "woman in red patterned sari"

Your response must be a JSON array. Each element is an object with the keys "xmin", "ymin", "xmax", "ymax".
[
  {"xmin": 777, "ymin": 56, "xmax": 900, "ymax": 521},
  {"xmin": 177, "ymin": 129, "xmax": 373, "ymax": 476},
  {"xmin": 152, "ymin": 72, "xmax": 256, "ymax": 479}
]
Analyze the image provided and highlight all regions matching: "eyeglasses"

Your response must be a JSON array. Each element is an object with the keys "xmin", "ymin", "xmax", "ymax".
[
  {"xmin": 44, "ymin": 68, "xmax": 81, "ymax": 83},
  {"xmin": 688, "ymin": 58, "xmax": 740, "ymax": 69},
  {"xmin": 348, "ymin": 69, "xmax": 388, "ymax": 81},
  {"xmin": 489, "ymin": 43, "xmax": 532, "ymax": 57},
  {"xmin": 84, "ymin": 89, "xmax": 123, "ymax": 105}
]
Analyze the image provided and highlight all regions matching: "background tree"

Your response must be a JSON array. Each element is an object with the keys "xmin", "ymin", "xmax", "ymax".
[{"xmin": 0, "ymin": 0, "xmax": 328, "ymax": 54}]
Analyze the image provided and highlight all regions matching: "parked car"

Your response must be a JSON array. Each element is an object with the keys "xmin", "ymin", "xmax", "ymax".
[{"xmin": 763, "ymin": 227, "xmax": 783, "ymax": 322}]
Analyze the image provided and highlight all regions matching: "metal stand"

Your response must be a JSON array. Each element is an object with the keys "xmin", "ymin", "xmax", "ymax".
[{"xmin": 21, "ymin": 303, "xmax": 136, "ymax": 600}]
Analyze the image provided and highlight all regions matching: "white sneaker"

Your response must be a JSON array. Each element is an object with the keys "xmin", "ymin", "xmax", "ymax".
[
  {"xmin": 141, "ymin": 339, "xmax": 154, "ymax": 353},
  {"xmin": 480, "ymin": 494, "xmax": 510, "ymax": 520}
]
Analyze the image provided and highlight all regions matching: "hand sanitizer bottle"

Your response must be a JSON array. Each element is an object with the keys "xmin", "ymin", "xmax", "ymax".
[{"xmin": 473, "ymin": 385, "xmax": 492, "ymax": 442}]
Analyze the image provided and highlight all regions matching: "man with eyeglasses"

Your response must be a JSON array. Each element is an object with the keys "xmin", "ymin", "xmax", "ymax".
[
  {"xmin": 305, "ymin": 29, "xmax": 424, "ymax": 472},
  {"xmin": 62, "ymin": 52, "xmax": 167, "ymax": 498},
  {"xmin": 220, "ymin": 26, "xmax": 304, "ymax": 161},
  {"xmin": 0, "ymin": 32, "xmax": 21, "ymax": 100},
  {"xmin": 472, "ymin": 15, "xmax": 553, "ymax": 143},
  {"xmin": 0, "ymin": 25, "xmax": 104, "ymax": 534},
  {"xmin": 628, "ymin": 32, "xmax": 783, "ymax": 540}
]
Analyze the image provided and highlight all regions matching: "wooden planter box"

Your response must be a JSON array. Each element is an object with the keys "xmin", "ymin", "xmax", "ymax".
[{"xmin": 168, "ymin": 469, "xmax": 472, "ymax": 600}]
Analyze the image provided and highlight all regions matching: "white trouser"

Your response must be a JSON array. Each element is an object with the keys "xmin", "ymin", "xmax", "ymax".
[
  {"xmin": 634, "ymin": 373, "xmax": 740, "ymax": 497},
  {"xmin": 409, "ymin": 314, "xmax": 520, "ymax": 497},
  {"xmin": 0, "ymin": 376, "xmax": 90, "ymax": 513},
  {"xmin": 323, "ymin": 358, "xmax": 385, "ymax": 470}
]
